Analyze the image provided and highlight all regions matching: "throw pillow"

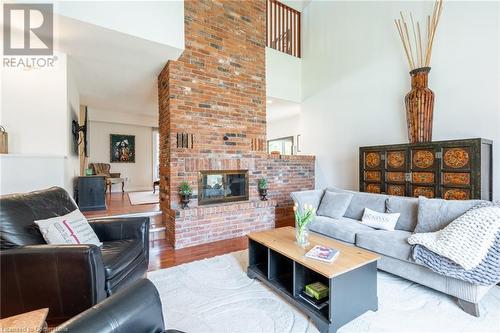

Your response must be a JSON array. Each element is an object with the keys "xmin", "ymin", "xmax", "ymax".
[
  {"xmin": 360, "ymin": 208, "xmax": 400, "ymax": 231},
  {"xmin": 386, "ymin": 196, "xmax": 419, "ymax": 232},
  {"xmin": 35, "ymin": 209, "xmax": 102, "ymax": 246},
  {"xmin": 414, "ymin": 197, "xmax": 484, "ymax": 233},
  {"xmin": 316, "ymin": 191, "xmax": 353, "ymax": 219}
]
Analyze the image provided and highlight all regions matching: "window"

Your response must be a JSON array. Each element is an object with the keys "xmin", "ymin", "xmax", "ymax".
[{"xmin": 267, "ymin": 136, "xmax": 294, "ymax": 155}]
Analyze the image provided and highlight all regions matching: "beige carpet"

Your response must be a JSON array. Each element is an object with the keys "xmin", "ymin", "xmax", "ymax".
[
  {"xmin": 128, "ymin": 191, "xmax": 159, "ymax": 205},
  {"xmin": 147, "ymin": 250, "xmax": 500, "ymax": 333}
]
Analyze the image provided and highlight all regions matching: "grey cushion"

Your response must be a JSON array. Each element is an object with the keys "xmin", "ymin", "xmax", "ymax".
[
  {"xmin": 345, "ymin": 193, "xmax": 387, "ymax": 220},
  {"xmin": 316, "ymin": 191, "xmax": 353, "ymax": 219},
  {"xmin": 386, "ymin": 196, "xmax": 419, "ymax": 232},
  {"xmin": 415, "ymin": 197, "xmax": 484, "ymax": 233},
  {"xmin": 291, "ymin": 190, "xmax": 324, "ymax": 212},
  {"xmin": 309, "ymin": 216, "xmax": 374, "ymax": 243},
  {"xmin": 356, "ymin": 229, "xmax": 413, "ymax": 261},
  {"xmin": 326, "ymin": 187, "xmax": 388, "ymax": 220}
]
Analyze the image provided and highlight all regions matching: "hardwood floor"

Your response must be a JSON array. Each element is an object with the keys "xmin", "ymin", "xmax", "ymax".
[
  {"xmin": 82, "ymin": 192, "xmax": 160, "ymax": 218},
  {"xmin": 81, "ymin": 192, "xmax": 249, "ymax": 271},
  {"xmin": 148, "ymin": 236, "xmax": 248, "ymax": 271}
]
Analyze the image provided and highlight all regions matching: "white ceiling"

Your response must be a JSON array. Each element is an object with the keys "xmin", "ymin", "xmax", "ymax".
[
  {"xmin": 54, "ymin": 14, "xmax": 182, "ymax": 116},
  {"xmin": 266, "ymin": 97, "xmax": 301, "ymax": 122},
  {"xmin": 281, "ymin": 0, "xmax": 312, "ymax": 12}
]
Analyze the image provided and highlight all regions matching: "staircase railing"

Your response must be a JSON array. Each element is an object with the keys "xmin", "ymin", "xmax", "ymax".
[{"xmin": 266, "ymin": 0, "xmax": 301, "ymax": 58}]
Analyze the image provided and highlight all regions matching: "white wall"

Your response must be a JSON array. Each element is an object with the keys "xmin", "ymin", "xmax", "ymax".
[
  {"xmin": 0, "ymin": 52, "xmax": 81, "ymax": 195},
  {"xmin": 1, "ymin": 52, "xmax": 68, "ymax": 155},
  {"xmin": 266, "ymin": 48, "xmax": 302, "ymax": 102},
  {"xmin": 54, "ymin": 1, "xmax": 184, "ymax": 50},
  {"xmin": 299, "ymin": 1, "xmax": 500, "ymax": 199},
  {"xmin": 268, "ymin": 115, "xmax": 301, "ymax": 141},
  {"xmin": 65, "ymin": 60, "xmax": 80, "ymax": 192},
  {"xmin": 88, "ymin": 108, "xmax": 158, "ymax": 128},
  {"xmin": 88, "ymin": 120, "xmax": 153, "ymax": 192}
]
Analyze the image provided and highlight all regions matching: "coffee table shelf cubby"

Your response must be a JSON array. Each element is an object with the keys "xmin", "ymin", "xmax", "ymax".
[{"xmin": 247, "ymin": 227, "xmax": 380, "ymax": 333}]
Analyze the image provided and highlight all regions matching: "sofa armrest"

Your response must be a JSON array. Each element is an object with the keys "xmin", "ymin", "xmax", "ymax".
[
  {"xmin": 0, "ymin": 244, "xmax": 106, "ymax": 322},
  {"xmin": 89, "ymin": 217, "xmax": 150, "ymax": 242},
  {"xmin": 90, "ymin": 217, "xmax": 150, "ymax": 264},
  {"xmin": 290, "ymin": 189, "xmax": 324, "ymax": 212},
  {"xmin": 56, "ymin": 279, "xmax": 165, "ymax": 333}
]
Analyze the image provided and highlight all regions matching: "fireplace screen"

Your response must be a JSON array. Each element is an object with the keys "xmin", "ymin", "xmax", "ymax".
[{"xmin": 198, "ymin": 170, "xmax": 249, "ymax": 205}]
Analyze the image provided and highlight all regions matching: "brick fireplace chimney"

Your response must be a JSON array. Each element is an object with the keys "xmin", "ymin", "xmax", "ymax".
[{"xmin": 158, "ymin": 0, "xmax": 314, "ymax": 249}]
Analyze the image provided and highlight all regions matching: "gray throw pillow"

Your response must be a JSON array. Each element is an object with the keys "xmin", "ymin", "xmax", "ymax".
[
  {"xmin": 386, "ymin": 196, "xmax": 419, "ymax": 232},
  {"xmin": 326, "ymin": 186, "xmax": 388, "ymax": 220},
  {"xmin": 316, "ymin": 191, "xmax": 353, "ymax": 219},
  {"xmin": 414, "ymin": 197, "xmax": 484, "ymax": 233}
]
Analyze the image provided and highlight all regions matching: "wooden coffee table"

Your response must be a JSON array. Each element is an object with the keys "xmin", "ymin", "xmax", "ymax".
[
  {"xmin": 247, "ymin": 227, "xmax": 380, "ymax": 333},
  {"xmin": 0, "ymin": 308, "xmax": 48, "ymax": 332}
]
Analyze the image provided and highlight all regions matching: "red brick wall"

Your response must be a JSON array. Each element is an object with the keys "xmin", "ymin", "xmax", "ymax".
[{"xmin": 158, "ymin": 0, "xmax": 314, "ymax": 248}]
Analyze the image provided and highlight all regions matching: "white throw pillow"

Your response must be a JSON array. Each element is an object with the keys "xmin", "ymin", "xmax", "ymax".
[
  {"xmin": 360, "ymin": 208, "xmax": 400, "ymax": 231},
  {"xmin": 35, "ymin": 209, "xmax": 102, "ymax": 246}
]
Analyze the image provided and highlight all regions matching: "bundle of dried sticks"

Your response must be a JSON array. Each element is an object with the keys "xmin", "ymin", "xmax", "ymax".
[{"xmin": 395, "ymin": 0, "xmax": 443, "ymax": 70}]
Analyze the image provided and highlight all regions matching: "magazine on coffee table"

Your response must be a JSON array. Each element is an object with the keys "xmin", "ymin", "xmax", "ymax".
[{"xmin": 305, "ymin": 245, "xmax": 340, "ymax": 263}]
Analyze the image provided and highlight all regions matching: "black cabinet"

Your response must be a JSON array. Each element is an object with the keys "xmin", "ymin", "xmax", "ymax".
[
  {"xmin": 75, "ymin": 176, "xmax": 106, "ymax": 211},
  {"xmin": 359, "ymin": 138, "xmax": 493, "ymax": 200}
]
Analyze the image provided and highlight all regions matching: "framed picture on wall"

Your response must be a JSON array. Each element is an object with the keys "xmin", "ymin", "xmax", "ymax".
[{"xmin": 110, "ymin": 134, "xmax": 135, "ymax": 163}]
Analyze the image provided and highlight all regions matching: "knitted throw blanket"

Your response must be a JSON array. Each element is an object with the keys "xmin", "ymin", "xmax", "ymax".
[
  {"xmin": 408, "ymin": 204, "xmax": 500, "ymax": 270},
  {"xmin": 412, "ymin": 231, "xmax": 500, "ymax": 285}
]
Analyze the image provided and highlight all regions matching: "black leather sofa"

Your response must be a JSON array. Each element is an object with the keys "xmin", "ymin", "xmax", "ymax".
[
  {"xmin": 55, "ymin": 279, "xmax": 180, "ymax": 333},
  {"xmin": 0, "ymin": 187, "xmax": 150, "ymax": 322}
]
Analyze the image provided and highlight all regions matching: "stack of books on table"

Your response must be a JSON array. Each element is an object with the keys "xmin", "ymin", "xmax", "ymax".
[{"xmin": 298, "ymin": 282, "xmax": 329, "ymax": 310}]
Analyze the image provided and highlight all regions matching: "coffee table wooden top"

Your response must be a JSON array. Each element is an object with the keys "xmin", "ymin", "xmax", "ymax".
[
  {"xmin": 248, "ymin": 227, "xmax": 380, "ymax": 278},
  {"xmin": 0, "ymin": 308, "xmax": 48, "ymax": 333}
]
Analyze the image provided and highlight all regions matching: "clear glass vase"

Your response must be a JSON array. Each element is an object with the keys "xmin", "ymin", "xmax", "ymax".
[{"xmin": 295, "ymin": 224, "xmax": 310, "ymax": 249}]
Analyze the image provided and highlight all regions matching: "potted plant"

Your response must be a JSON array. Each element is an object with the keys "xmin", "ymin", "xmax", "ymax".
[
  {"xmin": 293, "ymin": 203, "xmax": 316, "ymax": 248},
  {"xmin": 178, "ymin": 181, "xmax": 192, "ymax": 209},
  {"xmin": 258, "ymin": 177, "xmax": 268, "ymax": 201}
]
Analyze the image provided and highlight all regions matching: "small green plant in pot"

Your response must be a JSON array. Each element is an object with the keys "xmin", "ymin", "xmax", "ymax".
[
  {"xmin": 258, "ymin": 177, "xmax": 268, "ymax": 201},
  {"xmin": 178, "ymin": 181, "xmax": 193, "ymax": 209}
]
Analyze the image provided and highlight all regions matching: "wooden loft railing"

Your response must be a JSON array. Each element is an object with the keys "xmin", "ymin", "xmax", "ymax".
[{"xmin": 266, "ymin": 0, "xmax": 301, "ymax": 58}]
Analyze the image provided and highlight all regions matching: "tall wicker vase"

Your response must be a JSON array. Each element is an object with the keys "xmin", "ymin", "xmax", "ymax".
[{"xmin": 405, "ymin": 67, "xmax": 434, "ymax": 143}]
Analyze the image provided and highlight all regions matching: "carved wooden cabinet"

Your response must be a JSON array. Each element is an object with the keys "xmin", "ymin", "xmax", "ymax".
[{"xmin": 359, "ymin": 138, "xmax": 493, "ymax": 200}]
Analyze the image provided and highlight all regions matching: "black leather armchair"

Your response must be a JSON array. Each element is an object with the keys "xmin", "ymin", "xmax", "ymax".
[
  {"xmin": 55, "ymin": 279, "xmax": 175, "ymax": 333},
  {"xmin": 0, "ymin": 187, "xmax": 150, "ymax": 322}
]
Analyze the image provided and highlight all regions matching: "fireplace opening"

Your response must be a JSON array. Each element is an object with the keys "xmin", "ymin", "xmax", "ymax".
[{"xmin": 198, "ymin": 170, "xmax": 249, "ymax": 205}]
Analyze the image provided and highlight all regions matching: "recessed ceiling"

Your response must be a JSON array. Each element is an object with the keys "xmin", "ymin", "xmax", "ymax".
[
  {"xmin": 266, "ymin": 97, "xmax": 301, "ymax": 122},
  {"xmin": 54, "ymin": 14, "xmax": 183, "ymax": 116}
]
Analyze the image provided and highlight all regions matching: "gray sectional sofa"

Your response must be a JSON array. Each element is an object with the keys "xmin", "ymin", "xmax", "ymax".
[{"xmin": 291, "ymin": 187, "xmax": 496, "ymax": 317}]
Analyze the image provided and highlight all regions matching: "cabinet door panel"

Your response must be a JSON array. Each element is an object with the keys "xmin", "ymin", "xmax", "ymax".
[
  {"xmin": 411, "ymin": 149, "xmax": 436, "ymax": 170},
  {"xmin": 365, "ymin": 171, "xmax": 381, "ymax": 182},
  {"xmin": 364, "ymin": 151, "xmax": 383, "ymax": 169},
  {"xmin": 412, "ymin": 186, "xmax": 436, "ymax": 198},
  {"xmin": 386, "ymin": 150, "xmax": 406, "ymax": 170},
  {"xmin": 386, "ymin": 172, "xmax": 405, "ymax": 182},
  {"xmin": 365, "ymin": 183, "xmax": 381, "ymax": 193},
  {"xmin": 443, "ymin": 188, "xmax": 471, "ymax": 200},
  {"xmin": 442, "ymin": 172, "xmax": 471, "ymax": 186},
  {"xmin": 442, "ymin": 147, "xmax": 471, "ymax": 170},
  {"xmin": 387, "ymin": 184, "xmax": 406, "ymax": 196},
  {"xmin": 412, "ymin": 172, "xmax": 435, "ymax": 184}
]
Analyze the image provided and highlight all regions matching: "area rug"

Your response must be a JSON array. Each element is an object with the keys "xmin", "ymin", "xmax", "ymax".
[
  {"xmin": 148, "ymin": 251, "xmax": 500, "ymax": 333},
  {"xmin": 128, "ymin": 191, "xmax": 159, "ymax": 205}
]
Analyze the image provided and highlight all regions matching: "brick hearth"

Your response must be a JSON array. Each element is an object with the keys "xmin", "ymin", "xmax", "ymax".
[{"xmin": 158, "ymin": 0, "xmax": 314, "ymax": 249}]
